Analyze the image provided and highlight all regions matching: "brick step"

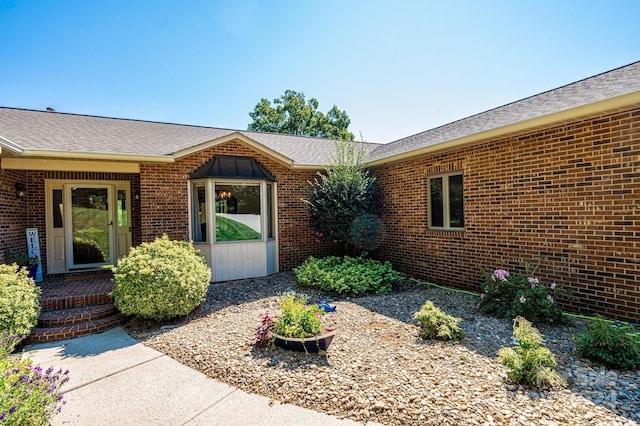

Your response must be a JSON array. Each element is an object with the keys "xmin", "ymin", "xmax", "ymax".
[
  {"xmin": 37, "ymin": 304, "xmax": 119, "ymax": 327},
  {"xmin": 40, "ymin": 292, "xmax": 113, "ymax": 312},
  {"xmin": 26, "ymin": 313, "xmax": 125, "ymax": 344}
]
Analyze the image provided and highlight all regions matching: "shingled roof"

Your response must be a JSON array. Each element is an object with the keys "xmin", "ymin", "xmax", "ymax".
[
  {"xmin": 367, "ymin": 61, "xmax": 640, "ymax": 163},
  {"xmin": 0, "ymin": 108, "xmax": 380, "ymax": 167},
  {"xmin": 1, "ymin": 62, "xmax": 639, "ymax": 167}
]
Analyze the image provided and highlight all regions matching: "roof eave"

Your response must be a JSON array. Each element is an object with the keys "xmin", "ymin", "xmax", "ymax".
[
  {"xmin": 366, "ymin": 90, "xmax": 640, "ymax": 167},
  {"xmin": 16, "ymin": 149, "xmax": 175, "ymax": 163},
  {"xmin": 0, "ymin": 136, "xmax": 23, "ymax": 155},
  {"xmin": 173, "ymin": 132, "xmax": 295, "ymax": 168}
]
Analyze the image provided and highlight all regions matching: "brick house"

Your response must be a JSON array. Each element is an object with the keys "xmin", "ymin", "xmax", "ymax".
[{"xmin": 1, "ymin": 61, "xmax": 639, "ymax": 321}]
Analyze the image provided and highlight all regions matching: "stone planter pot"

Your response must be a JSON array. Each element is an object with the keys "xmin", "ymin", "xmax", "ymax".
[{"xmin": 273, "ymin": 330, "xmax": 336, "ymax": 353}]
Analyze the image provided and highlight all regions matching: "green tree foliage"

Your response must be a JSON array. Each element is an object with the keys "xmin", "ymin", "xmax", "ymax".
[
  {"xmin": 304, "ymin": 139, "xmax": 382, "ymax": 254},
  {"xmin": 248, "ymin": 90, "xmax": 354, "ymax": 140}
]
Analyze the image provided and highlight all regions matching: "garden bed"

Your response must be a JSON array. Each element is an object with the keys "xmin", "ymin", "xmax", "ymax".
[{"xmin": 126, "ymin": 272, "xmax": 639, "ymax": 425}]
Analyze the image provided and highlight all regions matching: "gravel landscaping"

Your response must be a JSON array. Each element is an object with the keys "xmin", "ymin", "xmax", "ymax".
[{"xmin": 126, "ymin": 272, "xmax": 639, "ymax": 426}]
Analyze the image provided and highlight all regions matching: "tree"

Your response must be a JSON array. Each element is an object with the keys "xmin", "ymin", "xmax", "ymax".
[
  {"xmin": 248, "ymin": 90, "xmax": 354, "ymax": 140},
  {"xmin": 304, "ymin": 139, "xmax": 382, "ymax": 255}
]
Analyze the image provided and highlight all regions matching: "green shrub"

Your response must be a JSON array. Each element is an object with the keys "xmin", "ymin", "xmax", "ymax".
[
  {"xmin": 1, "ymin": 333, "xmax": 69, "ymax": 425},
  {"xmin": 304, "ymin": 139, "xmax": 382, "ymax": 255},
  {"xmin": 479, "ymin": 259, "xmax": 565, "ymax": 325},
  {"xmin": 0, "ymin": 264, "xmax": 41, "ymax": 351},
  {"xmin": 413, "ymin": 301, "xmax": 464, "ymax": 341},
  {"xmin": 295, "ymin": 254, "xmax": 402, "ymax": 296},
  {"xmin": 573, "ymin": 318, "xmax": 640, "ymax": 371},
  {"xmin": 112, "ymin": 235, "xmax": 211, "ymax": 320},
  {"xmin": 271, "ymin": 292, "xmax": 325, "ymax": 339},
  {"xmin": 498, "ymin": 316, "xmax": 564, "ymax": 389}
]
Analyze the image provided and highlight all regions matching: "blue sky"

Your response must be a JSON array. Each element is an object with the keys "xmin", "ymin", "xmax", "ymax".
[{"xmin": 1, "ymin": 1, "xmax": 638, "ymax": 143}]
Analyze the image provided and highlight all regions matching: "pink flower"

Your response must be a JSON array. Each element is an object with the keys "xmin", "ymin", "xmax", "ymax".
[
  {"xmin": 527, "ymin": 277, "xmax": 539, "ymax": 285},
  {"xmin": 493, "ymin": 269, "xmax": 510, "ymax": 282},
  {"xmin": 315, "ymin": 239, "xmax": 320, "ymax": 243},
  {"xmin": 480, "ymin": 293, "xmax": 485, "ymax": 299},
  {"xmin": 547, "ymin": 295, "xmax": 554, "ymax": 303},
  {"xmin": 550, "ymin": 282, "xmax": 556, "ymax": 290},
  {"xmin": 519, "ymin": 296, "xmax": 526, "ymax": 303},
  {"xmin": 332, "ymin": 239, "xmax": 338, "ymax": 244}
]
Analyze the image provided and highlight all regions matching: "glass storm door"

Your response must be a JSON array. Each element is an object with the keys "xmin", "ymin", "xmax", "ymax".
[{"xmin": 65, "ymin": 185, "xmax": 114, "ymax": 269}]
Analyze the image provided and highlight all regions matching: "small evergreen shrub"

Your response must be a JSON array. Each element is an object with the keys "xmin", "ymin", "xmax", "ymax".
[
  {"xmin": 0, "ymin": 264, "xmax": 41, "ymax": 351},
  {"xmin": 112, "ymin": 235, "xmax": 211, "ymax": 320},
  {"xmin": 413, "ymin": 301, "xmax": 464, "ymax": 341},
  {"xmin": 498, "ymin": 316, "xmax": 564, "ymax": 389},
  {"xmin": 479, "ymin": 259, "xmax": 565, "ymax": 325},
  {"xmin": 574, "ymin": 318, "xmax": 640, "ymax": 371},
  {"xmin": 0, "ymin": 333, "xmax": 69, "ymax": 425},
  {"xmin": 295, "ymin": 254, "xmax": 402, "ymax": 296}
]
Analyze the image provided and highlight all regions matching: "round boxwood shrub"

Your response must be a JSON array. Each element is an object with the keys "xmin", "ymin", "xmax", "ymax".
[
  {"xmin": 112, "ymin": 235, "xmax": 211, "ymax": 320},
  {"xmin": 0, "ymin": 264, "xmax": 41, "ymax": 351}
]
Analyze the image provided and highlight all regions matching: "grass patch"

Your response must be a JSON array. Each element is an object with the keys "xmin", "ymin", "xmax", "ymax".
[{"xmin": 216, "ymin": 216, "xmax": 261, "ymax": 241}]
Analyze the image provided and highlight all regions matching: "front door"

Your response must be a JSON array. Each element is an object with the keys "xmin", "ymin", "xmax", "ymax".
[
  {"xmin": 46, "ymin": 180, "xmax": 132, "ymax": 273},
  {"xmin": 65, "ymin": 185, "xmax": 114, "ymax": 269}
]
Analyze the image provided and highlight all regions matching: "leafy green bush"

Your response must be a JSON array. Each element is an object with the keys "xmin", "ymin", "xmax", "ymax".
[
  {"xmin": 112, "ymin": 235, "xmax": 211, "ymax": 320},
  {"xmin": 295, "ymin": 254, "xmax": 402, "ymax": 296},
  {"xmin": 574, "ymin": 318, "xmax": 640, "ymax": 371},
  {"xmin": 0, "ymin": 264, "xmax": 41, "ymax": 351},
  {"xmin": 479, "ymin": 259, "xmax": 565, "ymax": 325},
  {"xmin": 0, "ymin": 333, "xmax": 69, "ymax": 425},
  {"xmin": 498, "ymin": 317, "xmax": 564, "ymax": 389},
  {"xmin": 271, "ymin": 292, "xmax": 325, "ymax": 339},
  {"xmin": 413, "ymin": 301, "xmax": 464, "ymax": 340},
  {"xmin": 304, "ymin": 139, "xmax": 382, "ymax": 254}
]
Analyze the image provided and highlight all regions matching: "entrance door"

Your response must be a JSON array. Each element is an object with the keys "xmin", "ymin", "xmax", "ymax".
[
  {"xmin": 65, "ymin": 185, "xmax": 114, "ymax": 269},
  {"xmin": 45, "ymin": 180, "xmax": 132, "ymax": 273}
]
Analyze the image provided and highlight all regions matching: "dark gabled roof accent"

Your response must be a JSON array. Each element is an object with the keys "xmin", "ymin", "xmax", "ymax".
[{"xmin": 190, "ymin": 155, "xmax": 276, "ymax": 181}]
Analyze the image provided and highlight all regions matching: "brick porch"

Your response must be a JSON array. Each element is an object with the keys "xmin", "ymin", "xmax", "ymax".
[{"xmin": 27, "ymin": 273, "xmax": 124, "ymax": 343}]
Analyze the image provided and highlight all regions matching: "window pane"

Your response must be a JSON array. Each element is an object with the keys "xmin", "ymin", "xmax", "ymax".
[
  {"xmin": 267, "ymin": 184, "xmax": 274, "ymax": 239},
  {"xmin": 117, "ymin": 190, "xmax": 127, "ymax": 227},
  {"xmin": 430, "ymin": 177, "xmax": 444, "ymax": 227},
  {"xmin": 52, "ymin": 189, "xmax": 63, "ymax": 228},
  {"xmin": 215, "ymin": 184, "xmax": 261, "ymax": 241},
  {"xmin": 192, "ymin": 184, "xmax": 207, "ymax": 242},
  {"xmin": 448, "ymin": 174, "xmax": 464, "ymax": 228}
]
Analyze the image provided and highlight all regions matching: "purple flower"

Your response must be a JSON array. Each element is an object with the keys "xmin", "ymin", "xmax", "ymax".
[
  {"xmin": 9, "ymin": 406, "xmax": 16, "ymax": 414},
  {"xmin": 519, "ymin": 296, "xmax": 526, "ymax": 303},
  {"xmin": 480, "ymin": 293, "xmax": 485, "ymax": 299},
  {"xmin": 493, "ymin": 269, "xmax": 510, "ymax": 282},
  {"xmin": 527, "ymin": 277, "xmax": 539, "ymax": 289},
  {"xmin": 550, "ymin": 282, "xmax": 556, "ymax": 290}
]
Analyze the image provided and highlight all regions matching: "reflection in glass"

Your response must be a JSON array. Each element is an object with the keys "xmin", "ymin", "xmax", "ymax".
[
  {"xmin": 71, "ymin": 187, "xmax": 109, "ymax": 265},
  {"xmin": 215, "ymin": 184, "xmax": 261, "ymax": 241}
]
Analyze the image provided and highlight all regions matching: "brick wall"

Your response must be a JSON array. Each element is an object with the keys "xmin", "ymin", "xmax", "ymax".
[
  {"xmin": 0, "ymin": 161, "xmax": 28, "ymax": 263},
  {"xmin": 139, "ymin": 140, "xmax": 333, "ymax": 270},
  {"xmin": 372, "ymin": 107, "xmax": 640, "ymax": 322}
]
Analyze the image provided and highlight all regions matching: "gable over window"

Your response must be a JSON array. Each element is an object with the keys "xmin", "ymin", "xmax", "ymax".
[{"xmin": 428, "ymin": 172, "xmax": 464, "ymax": 230}]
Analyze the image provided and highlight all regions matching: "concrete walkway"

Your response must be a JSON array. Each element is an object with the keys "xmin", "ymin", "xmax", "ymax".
[{"xmin": 24, "ymin": 327, "xmax": 377, "ymax": 426}]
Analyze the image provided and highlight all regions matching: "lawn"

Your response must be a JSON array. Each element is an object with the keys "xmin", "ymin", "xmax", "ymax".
[{"xmin": 215, "ymin": 216, "xmax": 261, "ymax": 241}]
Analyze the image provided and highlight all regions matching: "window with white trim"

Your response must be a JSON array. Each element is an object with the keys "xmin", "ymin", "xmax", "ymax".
[{"xmin": 428, "ymin": 172, "xmax": 464, "ymax": 230}]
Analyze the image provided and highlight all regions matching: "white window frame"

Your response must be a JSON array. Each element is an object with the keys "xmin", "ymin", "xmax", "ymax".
[{"xmin": 428, "ymin": 171, "xmax": 465, "ymax": 231}]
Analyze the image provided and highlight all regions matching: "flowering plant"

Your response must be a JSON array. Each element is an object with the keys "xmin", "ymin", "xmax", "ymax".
[
  {"xmin": 0, "ymin": 332, "xmax": 69, "ymax": 424},
  {"xmin": 255, "ymin": 291, "xmax": 328, "ymax": 347},
  {"xmin": 479, "ymin": 259, "xmax": 565, "ymax": 325}
]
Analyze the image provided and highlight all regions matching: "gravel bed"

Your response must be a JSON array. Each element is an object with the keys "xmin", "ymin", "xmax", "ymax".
[{"xmin": 126, "ymin": 272, "xmax": 639, "ymax": 426}]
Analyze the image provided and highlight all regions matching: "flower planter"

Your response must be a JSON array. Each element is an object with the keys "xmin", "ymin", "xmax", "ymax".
[
  {"xmin": 26, "ymin": 264, "xmax": 38, "ymax": 280},
  {"xmin": 273, "ymin": 330, "xmax": 336, "ymax": 353}
]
